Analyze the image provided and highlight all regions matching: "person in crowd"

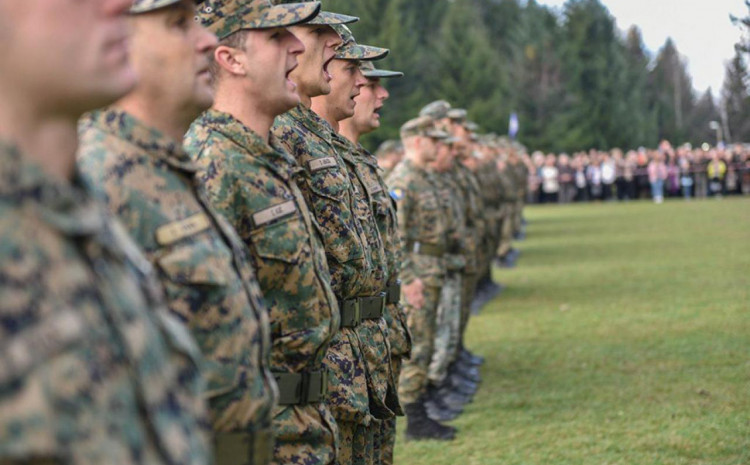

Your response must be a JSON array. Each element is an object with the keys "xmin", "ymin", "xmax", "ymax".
[
  {"xmin": 539, "ymin": 153, "xmax": 560, "ymax": 204},
  {"xmin": 648, "ymin": 151, "xmax": 668, "ymax": 204}
]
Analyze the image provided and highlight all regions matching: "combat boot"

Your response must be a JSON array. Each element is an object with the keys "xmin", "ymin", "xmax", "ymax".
[
  {"xmin": 459, "ymin": 348, "xmax": 484, "ymax": 366},
  {"xmin": 404, "ymin": 398, "xmax": 456, "ymax": 441},
  {"xmin": 452, "ymin": 361, "xmax": 481, "ymax": 384},
  {"xmin": 424, "ymin": 385, "xmax": 462, "ymax": 422},
  {"xmin": 447, "ymin": 372, "xmax": 478, "ymax": 396}
]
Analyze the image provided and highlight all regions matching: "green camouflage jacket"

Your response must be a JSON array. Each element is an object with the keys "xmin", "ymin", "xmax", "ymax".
[
  {"xmin": 451, "ymin": 163, "xmax": 485, "ymax": 274},
  {"xmin": 433, "ymin": 170, "xmax": 469, "ymax": 271},
  {"xmin": 386, "ymin": 159, "xmax": 448, "ymax": 287},
  {"xmin": 77, "ymin": 109, "xmax": 276, "ymax": 434},
  {"xmin": 273, "ymin": 104, "xmax": 377, "ymax": 424},
  {"xmin": 185, "ymin": 109, "xmax": 340, "ymax": 463},
  {"xmin": 0, "ymin": 142, "xmax": 211, "ymax": 465}
]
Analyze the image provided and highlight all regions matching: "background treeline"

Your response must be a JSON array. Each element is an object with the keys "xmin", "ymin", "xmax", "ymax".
[{"xmin": 327, "ymin": 0, "xmax": 750, "ymax": 153}]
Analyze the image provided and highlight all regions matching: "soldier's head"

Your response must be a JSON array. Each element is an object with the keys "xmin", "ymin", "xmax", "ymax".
[
  {"xmin": 200, "ymin": 0, "xmax": 318, "ymax": 118},
  {"xmin": 274, "ymin": 1, "xmax": 358, "ymax": 103},
  {"xmin": 311, "ymin": 25, "xmax": 387, "ymax": 124},
  {"xmin": 339, "ymin": 58, "xmax": 402, "ymax": 139},
  {"xmin": 431, "ymin": 137, "xmax": 459, "ymax": 173},
  {"xmin": 123, "ymin": 0, "xmax": 218, "ymax": 128},
  {"xmin": 419, "ymin": 100, "xmax": 453, "ymax": 132},
  {"xmin": 0, "ymin": 0, "xmax": 135, "ymax": 120},
  {"xmin": 400, "ymin": 116, "xmax": 449, "ymax": 166},
  {"xmin": 375, "ymin": 140, "xmax": 403, "ymax": 171}
]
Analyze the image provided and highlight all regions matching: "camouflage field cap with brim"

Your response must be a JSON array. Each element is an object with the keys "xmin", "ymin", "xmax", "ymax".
[
  {"xmin": 131, "ymin": 0, "xmax": 202, "ymax": 13},
  {"xmin": 198, "ymin": 0, "xmax": 321, "ymax": 39},
  {"xmin": 465, "ymin": 121, "xmax": 480, "ymax": 132},
  {"xmin": 273, "ymin": 0, "xmax": 358, "ymax": 25},
  {"xmin": 419, "ymin": 100, "xmax": 452, "ymax": 120},
  {"xmin": 359, "ymin": 61, "xmax": 404, "ymax": 79},
  {"xmin": 375, "ymin": 139, "xmax": 403, "ymax": 158},
  {"xmin": 332, "ymin": 25, "xmax": 389, "ymax": 61},
  {"xmin": 400, "ymin": 116, "xmax": 450, "ymax": 140},
  {"xmin": 446, "ymin": 108, "xmax": 467, "ymax": 123}
]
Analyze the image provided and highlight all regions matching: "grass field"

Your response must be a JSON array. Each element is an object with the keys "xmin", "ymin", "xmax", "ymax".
[{"xmin": 394, "ymin": 197, "xmax": 750, "ymax": 465}]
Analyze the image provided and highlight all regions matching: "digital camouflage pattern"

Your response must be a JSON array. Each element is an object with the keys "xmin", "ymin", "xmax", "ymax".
[
  {"xmin": 332, "ymin": 25, "xmax": 389, "ymax": 61},
  {"xmin": 197, "ymin": 0, "xmax": 321, "ymax": 39},
  {"xmin": 77, "ymin": 108, "xmax": 277, "ymax": 440},
  {"xmin": 272, "ymin": 0, "xmax": 358, "ymax": 26},
  {"xmin": 386, "ymin": 159, "xmax": 448, "ymax": 404},
  {"xmin": 185, "ymin": 109, "xmax": 340, "ymax": 465},
  {"xmin": 0, "ymin": 142, "xmax": 211, "ymax": 465},
  {"xmin": 273, "ymin": 104, "xmax": 376, "ymax": 426}
]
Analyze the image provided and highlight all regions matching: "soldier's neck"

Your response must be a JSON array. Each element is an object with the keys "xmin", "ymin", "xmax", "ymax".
[
  {"xmin": 309, "ymin": 97, "xmax": 339, "ymax": 133},
  {"xmin": 117, "ymin": 95, "xmax": 195, "ymax": 145},
  {"xmin": 0, "ymin": 105, "xmax": 78, "ymax": 182},
  {"xmin": 339, "ymin": 120, "xmax": 360, "ymax": 145},
  {"xmin": 212, "ymin": 87, "xmax": 274, "ymax": 143}
]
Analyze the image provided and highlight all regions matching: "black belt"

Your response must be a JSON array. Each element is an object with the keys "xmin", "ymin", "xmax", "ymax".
[
  {"xmin": 339, "ymin": 293, "xmax": 386, "ymax": 328},
  {"xmin": 386, "ymin": 280, "xmax": 401, "ymax": 305},
  {"xmin": 406, "ymin": 241, "xmax": 445, "ymax": 257},
  {"xmin": 274, "ymin": 369, "xmax": 328, "ymax": 405},
  {"xmin": 214, "ymin": 429, "xmax": 273, "ymax": 465}
]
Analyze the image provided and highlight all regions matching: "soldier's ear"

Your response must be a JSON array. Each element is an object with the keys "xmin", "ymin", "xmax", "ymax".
[{"xmin": 214, "ymin": 45, "xmax": 248, "ymax": 77}]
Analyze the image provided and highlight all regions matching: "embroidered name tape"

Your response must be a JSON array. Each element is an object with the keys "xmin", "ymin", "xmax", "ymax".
[
  {"xmin": 308, "ymin": 157, "xmax": 338, "ymax": 172},
  {"xmin": 368, "ymin": 182, "xmax": 384, "ymax": 195},
  {"xmin": 253, "ymin": 201, "xmax": 296, "ymax": 227},
  {"xmin": 155, "ymin": 213, "xmax": 211, "ymax": 246}
]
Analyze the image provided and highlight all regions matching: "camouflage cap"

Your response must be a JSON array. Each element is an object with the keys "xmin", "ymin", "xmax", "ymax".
[
  {"xmin": 197, "ymin": 0, "xmax": 321, "ymax": 39},
  {"xmin": 400, "ymin": 116, "xmax": 450, "ymax": 140},
  {"xmin": 131, "ymin": 0, "xmax": 202, "ymax": 14},
  {"xmin": 465, "ymin": 121, "xmax": 480, "ymax": 132},
  {"xmin": 273, "ymin": 0, "xmax": 358, "ymax": 25},
  {"xmin": 359, "ymin": 61, "xmax": 404, "ymax": 79},
  {"xmin": 375, "ymin": 139, "xmax": 403, "ymax": 158},
  {"xmin": 419, "ymin": 100, "xmax": 452, "ymax": 120},
  {"xmin": 446, "ymin": 108, "xmax": 467, "ymax": 122},
  {"xmin": 332, "ymin": 25, "xmax": 389, "ymax": 61}
]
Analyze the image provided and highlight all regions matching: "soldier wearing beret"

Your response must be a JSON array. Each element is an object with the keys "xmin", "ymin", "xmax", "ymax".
[{"xmin": 0, "ymin": 1, "xmax": 211, "ymax": 464}]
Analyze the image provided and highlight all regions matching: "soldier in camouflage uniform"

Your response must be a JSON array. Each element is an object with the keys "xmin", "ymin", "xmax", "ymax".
[
  {"xmin": 375, "ymin": 140, "xmax": 405, "ymax": 179},
  {"xmin": 185, "ymin": 2, "xmax": 345, "ymax": 465},
  {"xmin": 339, "ymin": 61, "xmax": 412, "ymax": 465},
  {"xmin": 0, "ymin": 1, "xmax": 211, "ymax": 463},
  {"xmin": 495, "ymin": 150, "xmax": 518, "ymax": 264},
  {"xmin": 77, "ymin": 2, "xmax": 290, "ymax": 464},
  {"xmin": 386, "ymin": 116, "xmax": 457, "ymax": 441},
  {"xmin": 275, "ymin": 18, "xmax": 395, "ymax": 464}
]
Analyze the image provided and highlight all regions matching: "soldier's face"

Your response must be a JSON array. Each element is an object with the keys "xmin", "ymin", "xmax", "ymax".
[
  {"xmin": 419, "ymin": 136, "xmax": 438, "ymax": 163},
  {"xmin": 242, "ymin": 27, "xmax": 305, "ymax": 116},
  {"xmin": 0, "ymin": 0, "xmax": 135, "ymax": 117},
  {"xmin": 288, "ymin": 25, "xmax": 342, "ymax": 99},
  {"xmin": 325, "ymin": 59, "xmax": 367, "ymax": 121},
  {"xmin": 129, "ymin": 1, "xmax": 217, "ymax": 117},
  {"xmin": 432, "ymin": 141, "xmax": 453, "ymax": 172},
  {"xmin": 351, "ymin": 77, "xmax": 389, "ymax": 134}
]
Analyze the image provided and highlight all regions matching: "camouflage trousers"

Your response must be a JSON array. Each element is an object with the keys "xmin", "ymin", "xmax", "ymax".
[
  {"xmin": 398, "ymin": 285, "xmax": 441, "ymax": 404},
  {"xmin": 338, "ymin": 420, "xmax": 374, "ymax": 465},
  {"xmin": 497, "ymin": 209, "xmax": 514, "ymax": 258},
  {"xmin": 374, "ymin": 357, "xmax": 402, "ymax": 465},
  {"xmin": 271, "ymin": 404, "xmax": 338, "ymax": 465},
  {"xmin": 458, "ymin": 272, "xmax": 478, "ymax": 355},
  {"xmin": 513, "ymin": 199, "xmax": 524, "ymax": 234},
  {"xmin": 428, "ymin": 272, "xmax": 462, "ymax": 385}
]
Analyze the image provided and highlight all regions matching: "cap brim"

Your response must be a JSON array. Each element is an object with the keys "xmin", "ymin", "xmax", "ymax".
[
  {"xmin": 336, "ymin": 44, "xmax": 389, "ymax": 61},
  {"xmin": 306, "ymin": 10, "xmax": 359, "ymax": 25},
  {"xmin": 256, "ymin": 2, "xmax": 321, "ymax": 28},
  {"xmin": 130, "ymin": 0, "xmax": 184, "ymax": 14},
  {"xmin": 363, "ymin": 69, "xmax": 404, "ymax": 79}
]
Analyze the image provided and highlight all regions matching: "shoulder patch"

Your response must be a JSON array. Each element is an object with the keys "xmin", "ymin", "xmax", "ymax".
[{"xmin": 390, "ymin": 188, "xmax": 405, "ymax": 201}]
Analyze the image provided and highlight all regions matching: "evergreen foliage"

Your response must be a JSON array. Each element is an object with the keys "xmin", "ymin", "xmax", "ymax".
[{"xmin": 322, "ymin": 0, "xmax": 743, "ymax": 150}]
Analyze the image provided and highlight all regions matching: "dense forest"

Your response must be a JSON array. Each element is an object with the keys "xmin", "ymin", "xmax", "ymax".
[{"xmin": 325, "ymin": 0, "xmax": 750, "ymax": 153}]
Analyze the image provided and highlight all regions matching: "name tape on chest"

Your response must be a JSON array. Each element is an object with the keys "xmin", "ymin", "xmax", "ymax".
[
  {"xmin": 368, "ymin": 182, "xmax": 384, "ymax": 195},
  {"xmin": 308, "ymin": 157, "xmax": 338, "ymax": 172},
  {"xmin": 155, "ymin": 213, "xmax": 211, "ymax": 246},
  {"xmin": 253, "ymin": 201, "xmax": 297, "ymax": 227}
]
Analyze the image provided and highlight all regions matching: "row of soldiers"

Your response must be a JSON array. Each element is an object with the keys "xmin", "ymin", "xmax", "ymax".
[{"xmin": 0, "ymin": 1, "xmax": 527, "ymax": 465}]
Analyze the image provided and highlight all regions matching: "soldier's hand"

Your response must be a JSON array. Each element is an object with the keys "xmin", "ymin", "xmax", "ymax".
[{"xmin": 403, "ymin": 278, "xmax": 425, "ymax": 310}]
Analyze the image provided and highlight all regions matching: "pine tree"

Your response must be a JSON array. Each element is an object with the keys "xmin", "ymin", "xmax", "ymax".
[
  {"xmin": 721, "ymin": 50, "xmax": 750, "ymax": 142},
  {"xmin": 649, "ymin": 39, "xmax": 695, "ymax": 145}
]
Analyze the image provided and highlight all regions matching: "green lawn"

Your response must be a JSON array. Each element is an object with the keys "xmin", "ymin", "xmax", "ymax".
[{"xmin": 394, "ymin": 197, "xmax": 750, "ymax": 465}]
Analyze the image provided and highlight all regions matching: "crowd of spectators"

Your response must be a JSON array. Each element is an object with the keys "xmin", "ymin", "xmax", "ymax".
[{"xmin": 524, "ymin": 142, "xmax": 750, "ymax": 204}]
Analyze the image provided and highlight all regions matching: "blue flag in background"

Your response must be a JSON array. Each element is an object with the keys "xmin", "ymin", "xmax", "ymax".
[{"xmin": 509, "ymin": 112, "xmax": 519, "ymax": 140}]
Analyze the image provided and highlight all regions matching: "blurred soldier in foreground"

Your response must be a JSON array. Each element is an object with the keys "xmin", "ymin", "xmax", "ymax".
[
  {"xmin": 387, "ymin": 116, "xmax": 457, "ymax": 441},
  {"xmin": 339, "ymin": 60, "xmax": 413, "ymax": 465},
  {"xmin": 185, "ymin": 1, "xmax": 346, "ymax": 465},
  {"xmin": 77, "ymin": 1, "xmax": 282, "ymax": 463},
  {"xmin": 0, "ymin": 1, "xmax": 211, "ymax": 464}
]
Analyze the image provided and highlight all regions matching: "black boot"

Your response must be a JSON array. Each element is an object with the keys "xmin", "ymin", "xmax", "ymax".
[
  {"xmin": 452, "ymin": 361, "xmax": 481, "ymax": 384},
  {"xmin": 460, "ymin": 347, "xmax": 485, "ymax": 366},
  {"xmin": 404, "ymin": 397, "xmax": 457, "ymax": 441},
  {"xmin": 424, "ymin": 385, "xmax": 462, "ymax": 422}
]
